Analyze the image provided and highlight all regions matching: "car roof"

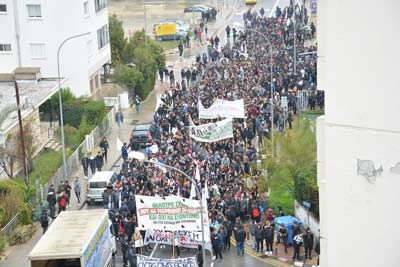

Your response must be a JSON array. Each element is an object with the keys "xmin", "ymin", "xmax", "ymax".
[
  {"xmin": 134, "ymin": 124, "xmax": 152, "ymax": 131},
  {"xmin": 89, "ymin": 171, "xmax": 116, "ymax": 182}
]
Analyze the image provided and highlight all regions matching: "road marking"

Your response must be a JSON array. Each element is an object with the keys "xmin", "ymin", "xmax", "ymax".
[
  {"xmin": 230, "ymin": 238, "xmax": 290, "ymax": 267},
  {"xmin": 269, "ymin": 0, "xmax": 281, "ymax": 17},
  {"xmin": 150, "ymin": 243, "xmax": 158, "ymax": 258}
]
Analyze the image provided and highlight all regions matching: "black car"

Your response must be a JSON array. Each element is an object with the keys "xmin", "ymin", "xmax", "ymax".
[{"xmin": 130, "ymin": 124, "xmax": 152, "ymax": 148}]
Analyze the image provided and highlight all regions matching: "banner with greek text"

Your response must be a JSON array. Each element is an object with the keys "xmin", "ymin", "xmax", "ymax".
[
  {"xmin": 136, "ymin": 195, "xmax": 208, "ymax": 231},
  {"xmin": 198, "ymin": 99, "xmax": 245, "ymax": 119},
  {"xmin": 189, "ymin": 118, "xmax": 233, "ymax": 143},
  {"xmin": 136, "ymin": 255, "xmax": 198, "ymax": 267},
  {"xmin": 144, "ymin": 230, "xmax": 210, "ymax": 248}
]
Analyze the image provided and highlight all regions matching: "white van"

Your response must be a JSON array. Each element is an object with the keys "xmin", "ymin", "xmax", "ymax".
[{"xmin": 87, "ymin": 171, "xmax": 117, "ymax": 204}]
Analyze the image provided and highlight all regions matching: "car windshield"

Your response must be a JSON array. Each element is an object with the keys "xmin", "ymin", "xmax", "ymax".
[
  {"xmin": 89, "ymin": 181, "xmax": 106, "ymax": 189},
  {"xmin": 133, "ymin": 130, "xmax": 148, "ymax": 136}
]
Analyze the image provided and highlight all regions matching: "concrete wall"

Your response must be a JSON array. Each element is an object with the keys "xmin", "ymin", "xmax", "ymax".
[
  {"xmin": 0, "ymin": 0, "xmax": 111, "ymax": 96},
  {"xmin": 294, "ymin": 200, "xmax": 319, "ymax": 237},
  {"xmin": 317, "ymin": 1, "xmax": 400, "ymax": 267}
]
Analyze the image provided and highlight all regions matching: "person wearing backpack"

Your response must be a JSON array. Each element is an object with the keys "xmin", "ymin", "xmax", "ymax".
[
  {"xmin": 251, "ymin": 206, "xmax": 260, "ymax": 223},
  {"xmin": 58, "ymin": 190, "xmax": 68, "ymax": 214},
  {"xmin": 40, "ymin": 209, "xmax": 49, "ymax": 234}
]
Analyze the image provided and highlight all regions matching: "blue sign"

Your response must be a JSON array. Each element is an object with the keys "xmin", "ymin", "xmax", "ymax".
[
  {"xmin": 311, "ymin": 0, "xmax": 317, "ymax": 14},
  {"xmin": 303, "ymin": 201, "xmax": 311, "ymax": 208}
]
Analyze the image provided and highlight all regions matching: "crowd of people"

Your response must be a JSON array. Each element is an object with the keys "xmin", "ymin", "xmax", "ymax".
[{"xmin": 38, "ymin": 2, "xmax": 321, "ymax": 267}]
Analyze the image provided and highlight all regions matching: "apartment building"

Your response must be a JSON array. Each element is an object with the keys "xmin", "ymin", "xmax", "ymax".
[{"xmin": 0, "ymin": 0, "xmax": 111, "ymax": 96}]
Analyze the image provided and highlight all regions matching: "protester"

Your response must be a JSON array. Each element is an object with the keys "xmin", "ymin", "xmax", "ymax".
[
  {"xmin": 40, "ymin": 208, "xmax": 49, "ymax": 234},
  {"xmin": 100, "ymin": 137, "xmax": 109, "ymax": 162},
  {"xmin": 303, "ymin": 227, "xmax": 314, "ymax": 259}
]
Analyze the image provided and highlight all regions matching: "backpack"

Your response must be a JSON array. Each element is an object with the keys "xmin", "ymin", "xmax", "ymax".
[
  {"xmin": 40, "ymin": 214, "xmax": 48, "ymax": 226},
  {"xmin": 252, "ymin": 207, "xmax": 260, "ymax": 218},
  {"xmin": 60, "ymin": 197, "xmax": 67, "ymax": 208}
]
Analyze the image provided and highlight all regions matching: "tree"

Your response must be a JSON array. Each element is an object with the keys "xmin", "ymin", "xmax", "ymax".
[
  {"xmin": 260, "ymin": 119, "xmax": 319, "ymax": 216},
  {"xmin": 112, "ymin": 65, "xmax": 144, "ymax": 98},
  {"xmin": 109, "ymin": 15, "xmax": 126, "ymax": 65},
  {"xmin": 0, "ymin": 118, "xmax": 36, "ymax": 181}
]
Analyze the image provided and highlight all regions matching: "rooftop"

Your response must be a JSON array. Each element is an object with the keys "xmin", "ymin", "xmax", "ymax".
[{"xmin": 0, "ymin": 77, "xmax": 66, "ymax": 133}]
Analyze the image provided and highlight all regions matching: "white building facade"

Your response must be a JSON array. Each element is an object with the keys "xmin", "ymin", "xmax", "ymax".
[
  {"xmin": 0, "ymin": 0, "xmax": 111, "ymax": 96},
  {"xmin": 317, "ymin": 0, "xmax": 400, "ymax": 266}
]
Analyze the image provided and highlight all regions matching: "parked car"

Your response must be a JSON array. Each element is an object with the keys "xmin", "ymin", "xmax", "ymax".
[
  {"xmin": 130, "ymin": 124, "xmax": 153, "ymax": 148},
  {"xmin": 86, "ymin": 171, "xmax": 117, "ymax": 204},
  {"xmin": 184, "ymin": 4, "xmax": 213, "ymax": 13}
]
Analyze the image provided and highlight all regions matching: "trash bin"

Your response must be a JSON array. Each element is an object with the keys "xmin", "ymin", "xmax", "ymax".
[{"xmin": 274, "ymin": 215, "xmax": 302, "ymax": 245}]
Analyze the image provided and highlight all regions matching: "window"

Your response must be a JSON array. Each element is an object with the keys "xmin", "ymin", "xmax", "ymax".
[
  {"xmin": 30, "ymin": 43, "xmax": 45, "ymax": 58},
  {"xmin": 0, "ymin": 44, "xmax": 11, "ymax": 52},
  {"xmin": 27, "ymin": 4, "xmax": 41, "ymax": 18},
  {"xmin": 97, "ymin": 24, "xmax": 109, "ymax": 49},
  {"xmin": 83, "ymin": 1, "xmax": 89, "ymax": 16},
  {"xmin": 94, "ymin": 0, "xmax": 107, "ymax": 13},
  {"xmin": 0, "ymin": 4, "xmax": 7, "ymax": 13}
]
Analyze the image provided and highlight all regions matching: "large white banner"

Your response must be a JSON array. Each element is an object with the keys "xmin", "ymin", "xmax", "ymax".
[
  {"xmin": 189, "ymin": 118, "xmax": 233, "ymax": 143},
  {"xmin": 136, "ymin": 255, "xmax": 198, "ymax": 267},
  {"xmin": 144, "ymin": 230, "xmax": 210, "ymax": 249},
  {"xmin": 198, "ymin": 99, "xmax": 245, "ymax": 119},
  {"xmin": 135, "ymin": 195, "xmax": 208, "ymax": 231}
]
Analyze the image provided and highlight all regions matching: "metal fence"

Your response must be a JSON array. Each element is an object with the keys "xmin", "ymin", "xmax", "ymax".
[
  {"xmin": 0, "ymin": 213, "xmax": 19, "ymax": 237},
  {"xmin": 33, "ymin": 106, "xmax": 116, "ymax": 204}
]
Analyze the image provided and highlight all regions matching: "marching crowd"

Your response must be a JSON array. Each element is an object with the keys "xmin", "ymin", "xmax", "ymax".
[
  {"xmin": 42, "ymin": 1, "xmax": 321, "ymax": 267},
  {"xmin": 111, "ymin": 1, "xmax": 319, "ymax": 266}
]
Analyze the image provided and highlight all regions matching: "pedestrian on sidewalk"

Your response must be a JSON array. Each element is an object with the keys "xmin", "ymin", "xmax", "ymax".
[
  {"xmin": 100, "ymin": 137, "xmax": 109, "ymax": 162},
  {"xmin": 81, "ymin": 154, "xmax": 90, "ymax": 178},
  {"xmin": 89, "ymin": 153, "xmax": 96, "ymax": 175},
  {"xmin": 121, "ymin": 143, "xmax": 128, "ymax": 161},
  {"xmin": 264, "ymin": 222, "xmax": 274, "ymax": 256},
  {"xmin": 178, "ymin": 42, "xmax": 184, "ymax": 57},
  {"xmin": 277, "ymin": 223, "xmax": 288, "ymax": 254},
  {"xmin": 292, "ymin": 232, "xmax": 303, "ymax": 261},
  {"xmin": 40, "ymin": 208, "xmax": 49, "ymax": 234},
  {"xmin": 95, "ymin": 151, "xmax": 104, "ymax": 171},
  {"xmin": 255, "ymin": 223, "xmax": 264, "ymax": 253},
  {"xmin": 47, "ymin": 185, "xmax": 57, "ymax": 219},
  {"xmin": 303, "ymin": 228, "xmax": 314, "ymax": 259},
  {"xmin": 159, "ymin": 69, "xmax": 164, "ymax": 82},
  {"xmin": 135, "ymin": 95, "xmax": 141, "ymax": 114},
  {"xmin": 74, "ymin": 177, "xmax": 81, "ymax": 205},
  {"xmin": 64, "ymin": 181, "xmax": 72, "ymax": 208},
  {"xmin": 115, "ymin": 110, "xmax": 124, "ymax": 128},
  {"xmin": 57, "ymin": 189, "xmax": 68, "ymax": 214}
]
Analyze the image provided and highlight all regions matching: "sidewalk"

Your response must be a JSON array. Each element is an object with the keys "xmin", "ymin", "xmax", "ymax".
[{"xmin": 229, "ymin": 223, "xmax": 319, "ymax": 267}]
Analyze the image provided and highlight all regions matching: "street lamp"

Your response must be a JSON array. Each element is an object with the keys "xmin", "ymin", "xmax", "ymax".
[
  {"xmin": 232, "ymin": 22, "xmax": 275, "ymax": 155},
  {"xmin": 57, "ymin": 32, "xmax": 90, "ymax": 181},
  {"xmin": 128, "ymin": 151, "xmax": 207, "ymax": 262}
]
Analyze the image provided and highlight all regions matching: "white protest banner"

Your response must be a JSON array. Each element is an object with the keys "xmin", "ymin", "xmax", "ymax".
[
  {"xmin": 189, "ymin": 118, "xmax": 233, "ymax": 143},
  {"xmin": 144, "ymin": 230, "xmax": 173, "ymax": 246},
  {"xmin": 198, "ymin": 98, "xmax": 245, "ymax": 119},
  {"xmin": 135, "ymin": 195, "xmax": 208, "ymax": 231},
  {"xmin": 136, "ymin": 255, "xmax": 198, "ymax": 267}
]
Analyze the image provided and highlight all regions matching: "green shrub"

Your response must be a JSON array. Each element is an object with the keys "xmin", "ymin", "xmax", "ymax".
[
  {"xmin": 62, "ymin": 100, "xmax": 86, "ymax": 128},
  {"xmin": 9, "ymin": 224, "xmax": 36, "ymax": 246},
  {"xmin": 0, "ymin": 233, "xmax": 8, "ymax": 254},
  {"xmin": 0, "ymin": 181, "xmax": 22, "ymax": 228},
  {"xmin": 29, "ymin": 150, "xmax": 62, "ymax": 185},
  {"xmin": 18, "ymin": 203, "xmax": 33, "ymax": 226},
  {"xmin": 268, "ymin": 186, "xmax": 294, "ymax": 216},
  {"xmin": 84, "ymin": 101, "xmax": 107, "ymax": 126}
]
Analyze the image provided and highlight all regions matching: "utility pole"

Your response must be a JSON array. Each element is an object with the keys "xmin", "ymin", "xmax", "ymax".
[
  {"xmin": 143, "ymin": 0, "xmax": 147, "ymax": 44},
  {"xmin": 14, "ymin": 81, "xmax": 29, "ymax": 186}
]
